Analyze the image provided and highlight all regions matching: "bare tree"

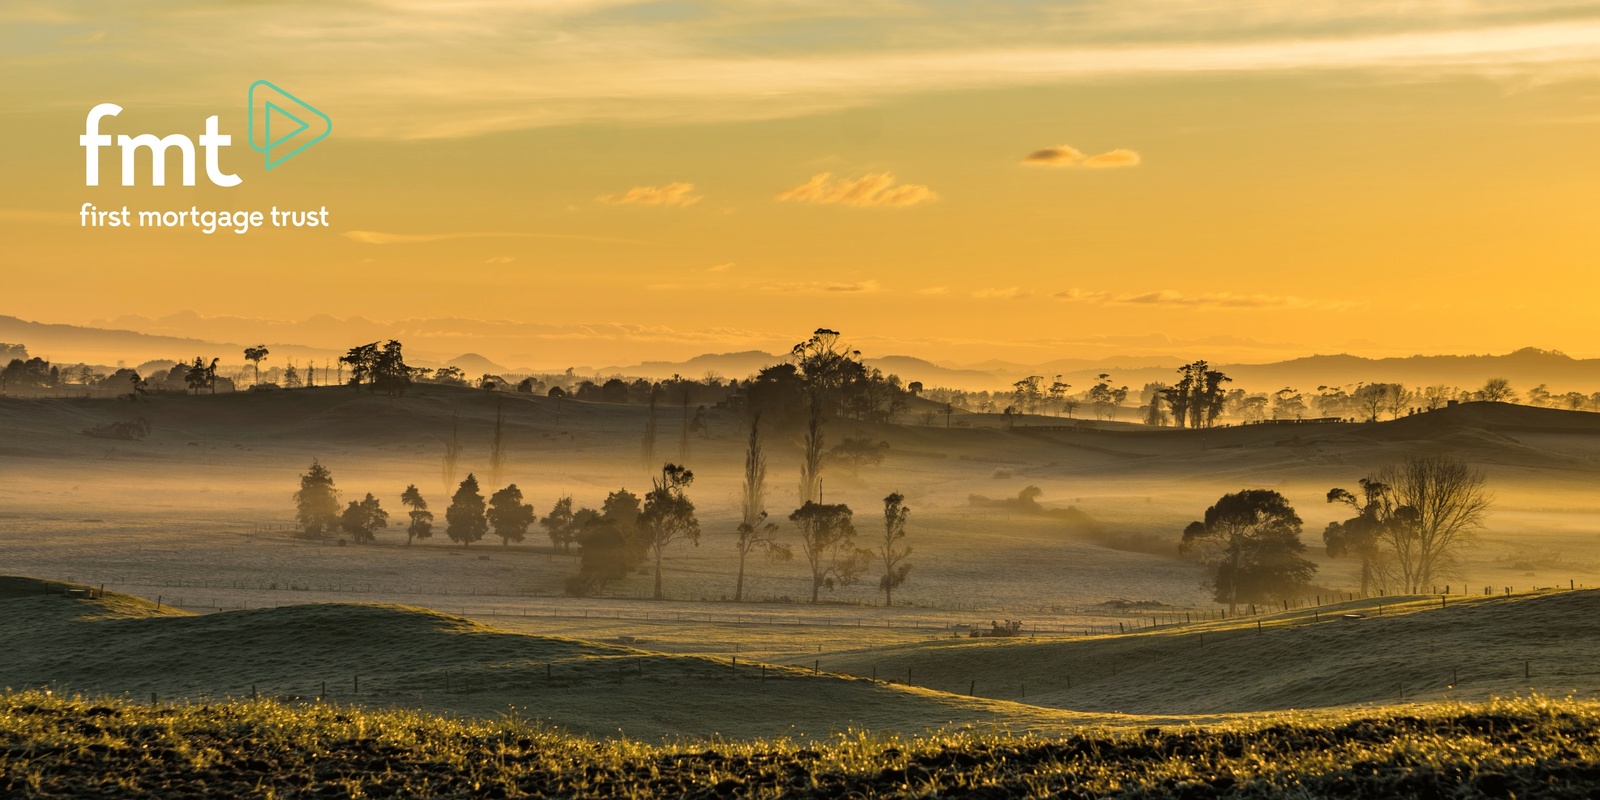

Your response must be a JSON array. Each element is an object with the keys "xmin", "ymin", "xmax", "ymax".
[
  {"xmin": 879, "ymin": 492, "xmax": 912, "ymax": 606},
  {"xmin": 735, "ymin": 415, "xmax": 790, "ymax": 601},
  {"xmin": 1376, "ymin": 456, "xmax": 1491, "ymax": 593},
  {"xmin": 1477, "ymin": 378, "xmax": 1516, "ymax": 403}
]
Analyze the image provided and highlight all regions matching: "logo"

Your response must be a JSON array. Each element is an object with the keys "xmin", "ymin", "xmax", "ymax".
[
  {"xmin": 247, "ymin": 80, "xmax": 332, "ymax": 171},
  {"xmin": 80, "ymin": 82, "xmax": 330, "ymax": 186}
]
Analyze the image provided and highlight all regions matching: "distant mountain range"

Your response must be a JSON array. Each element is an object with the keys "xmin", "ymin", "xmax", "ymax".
[{"xmin": 5, "ymin": 314, "xmax": 1600, "ymax": 395}]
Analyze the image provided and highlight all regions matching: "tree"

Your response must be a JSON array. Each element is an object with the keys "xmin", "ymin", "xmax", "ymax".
[
  {"xmin": 827, "ymin": 437, "xmax": 888, "ymax": 476},
  {"xmin": 373, "ymin": 340, "xmax": 412, "ymax": 396},
  {"xmin": 799, "ymin": 392, "xmax": 825, "ymax": 504},
  {"xmin": 879, "ymin": 492, "xmax": 912, "ymax": 606},
  {"xmin": 1324, "ymin": 478, "xmax": 1408, "ymax": 596},
  {"xmin": 487, "ymin": 483, "xmax": 535, "ymax": 546},
  {"xmin": 341, "ymin": 343, "xmax": 379, "ymax": 389},
  {"xmin": 540, "ymin": 496, "xmax": 578, "ymax": 553},
  {"xmin": 488, "ymin": 401, "xmax": 507, "ymax": 487},
  {"xmin": 638, "ymin": 464, "xmax": 701, "ymax": 600},
  {"xmin": 1477, "ymin": 378, "xmax": 1516, "ymax": 403},
  {"xmin": 735, "ymin": 416, "xmax": 790, "ymax": 602},
  {"xmin": 1272, "ymin": 388, "xmax": 1307, "ymax": 420},
  {"xmin": 1086, "ymin": 374, "xmax": 1128, "ymax": 421},
  {"xmin": 641, "ymin": 383, "xmax": 661, "ymax": 471},
  {"xmin": 565, "ymin": 507, "xmax": 629, "ymax": 597},
  {"xmin": 790, "ymin": 501, "xmax": 872, "ymax": 604},
  {"xmin": 184, "ymin": 357, "xmax": 211, "ymax": 395},
  {"xmin": 293, "ymin": 459, "xmax": 340, "ymax": 539},
  {"xmin": 400, "ymin": 484, "xmax": 433, "ymax": 544},
  {"xmin": 1162, "ymin": 361, "xmax": 1230, "ymax": 429},
  {"xmin": 339, "ymin": 493, "xmax": 389, "ymax": 543},
  {"xmin": 445, "ymin": 474, "xmax": 488, "ymax": 546},
  {"xmin": 1179, "ymin": 490, "xmax": 1316, "ymax": 613},
  {"xmin": 283, "ymin": 363, "xmax": 302, "ymax": 389},
  {"xmin": 1376, "ymin": 456, "xmax": 1491, "ymax": 593},
  {"xmin": 243, "ymin": 345, "xmax": 269, "ymax": 386},
  {"xmin": 1351, "ymin": 383, "xmax": 1392, "ymax": 422},
  {"xmin": 441, "ymin": 413, "xmax": 462, "ymax": 495}
]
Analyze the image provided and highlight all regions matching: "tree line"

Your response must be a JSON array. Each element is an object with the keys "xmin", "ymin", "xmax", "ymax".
[{"xmin": 290, "ymin": 415, "xmax": 916, "ymax": 607}]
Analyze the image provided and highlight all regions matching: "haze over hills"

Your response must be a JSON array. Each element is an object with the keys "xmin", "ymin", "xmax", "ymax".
[{"xmin": 9, "ymin": 313, "xmax": 1600, "ymax": 394}]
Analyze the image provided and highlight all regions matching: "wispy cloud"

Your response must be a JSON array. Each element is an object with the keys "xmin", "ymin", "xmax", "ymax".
[
  {"xmin": 776, "ymin": 173, "xmax": 937, "ymax": 208},
  {"xmin": 705, "ymin": 262, "xmax": 736, "ymax": 272},
  {"xmin": 1023, "ymin": 145, "xmax": 1141, "ymax": 168},
  {"xmin": 973, "ymin": 287, "xmax": 1032, "ymax": 300},
  {"xmin": 1055, "ymin": 288, "xmax": 1358, "ymax": 310},
  {"xmin": 918, "ymin": 286, "xmax": 951, "ymax": 295},
  {"xmin": 761, "ymin": 280, "xmax": 882, "ymax": 293},
  {"xmin": 16, "ymin": 3, "xmax": 1600, "ymax": 138},
  {"xmin": 596, "ymin": 183, "xmax": 702, "ymax": 208}
]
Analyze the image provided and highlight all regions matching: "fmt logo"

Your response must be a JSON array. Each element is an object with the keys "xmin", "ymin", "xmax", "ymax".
[{"xmin": 80, "ymin": 82, "xmax": 330, "ymax": 187}]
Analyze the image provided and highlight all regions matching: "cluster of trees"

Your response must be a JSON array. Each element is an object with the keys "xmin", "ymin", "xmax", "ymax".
[
  {"xmin": 1179, "ymin": 455, "xmax": 1491, "ymax": 609},
  {"xmin": 290, "ymin": 409, "xmax": 918, "ymax": 606}
]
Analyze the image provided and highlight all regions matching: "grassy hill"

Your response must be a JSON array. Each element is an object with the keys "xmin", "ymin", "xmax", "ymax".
[
  {"xmin": 0, "ymin": 578, "xmax": 1100, "ymax": 741},
  {"xmin": 818, "ymin": 589, "xmax": 1600, "ymax": 714}
]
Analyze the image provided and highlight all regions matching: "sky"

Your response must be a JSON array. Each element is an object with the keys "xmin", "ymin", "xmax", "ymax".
[{"xmin": 1, "ymin": 0, "xmax": 1598, "ymax": 370}]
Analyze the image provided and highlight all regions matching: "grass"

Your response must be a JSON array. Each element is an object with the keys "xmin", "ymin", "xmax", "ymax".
[
  {"xmin": 4, "ymin": 690, "xmax": 1600, "ymax": 798},
  {"xmin": 819, "ymin": 589, "xmax": 1600, "ymax": 714}
]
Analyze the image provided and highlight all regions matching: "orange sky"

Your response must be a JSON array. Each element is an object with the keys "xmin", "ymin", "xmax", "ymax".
[{"xmin": 2, "ymin": 1, "xmax": 1599, "ymax": 368}]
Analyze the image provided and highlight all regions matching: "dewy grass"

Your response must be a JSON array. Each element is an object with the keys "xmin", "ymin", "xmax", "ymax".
[{"xmin": 4, "ymin": 690, "xmax": 1599, "ymax": 798}]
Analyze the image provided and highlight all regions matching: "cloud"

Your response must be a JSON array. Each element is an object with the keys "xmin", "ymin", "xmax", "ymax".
[
  {"xmin": 1022, "ymin": 145, "xmax": 1086, "ymax": 166},
  {"xmin": 1054, "ymin": 288, "xmax": 1357, "ymax": 310},
  {"xmin": 973, "ymin": 287, "xmax": 1032, "ymax": 300},
  {"xmin": 596, "ymin": 183, "xmax": 702, "ymax": 208},
  {"xmin": 485, "ymin": 256, "xmax": 515, "ymax": 264},
  {"xmin": 705, "ymin": 262, "xmax": 736, "ymax": 272},
  {"xmin": 776, "ymin": 173, "xmax": 938, "ymax": 208},
  {"xmin": 1082, "ymin": 149, "xmax": 1142, "ymax": 168},
  {"xmin": 16, "ymin": 3, "xmax": 1600, "ymax": 139},
  {"xmin": 918, "ymin": 286, "xmax": 951, "ymax": 295},
  {"xmin": 760, "ymin": 280, "xmax": 881, "ymax": 293},
  {"xmin": 1023, "ymin": 145, "xmax": 1140, "ymax": 168}
]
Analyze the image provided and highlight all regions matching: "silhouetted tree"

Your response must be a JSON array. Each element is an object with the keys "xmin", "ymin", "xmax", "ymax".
[
  {"xmin": 373, "ymin": 340, "xmax": 413, "ymax": 396},
  {"xmin": 638, "ymin": 464, "xmax": 700, "ymax": 599},
  {"xmin": 487, "ymin": 483, "xmax": 535, "ymax": 546},
  {"xmin": 1180, "ymin": 490, "xmax": 1316, "ymax": 613},
  {"xmin": 446, "ymin": 474, "xmax": 488, "ymax": 546},
  {"xmin": 488, "ymin": 401, "xmax": 507, "ymax": 486},
  {"xmin": 1477, "ymin": 378, "xmax": 1516, "ymax": 403},
  {"xmin": 441, "ymin": 413, "xmax": 462, "ymax": 495},
  {"xmin": 540, "ymin": 496, "xmax": 578, "ymax": 553},
  {"xmin": 879, "ymin": 492, "xmax": 912, "ymax": 606},
  {"xmin": 294, "ymin": 459, "xmax": 340, "ymax": 539},
  {"xmin": 800, "ymin": 393, "xmax": 825, "ymax": 504},
  {"xmin": 400, "ymin": 484, "xmax": 433, "ymax": 544},
  {"xmin": 1324, "ymin": 478, "xmax": 1410, "ymax": 595},
  {"xmin": 735, "ymin": 416, "xmax": 790, "ymax": 601},
  {"xmin": 340, "ymin": 493, "xmax": 389, "ymax": 543},
  {"xmin": 243, "ymin": 345, "xmax": 269, "ymax": 386},
  {"xmin": 790, "ymin": 501, "xmax": 871, "ymax": 604},
  {"xmin": 827, "ymin": 437, "xmax": 888, "ymax": 476}
]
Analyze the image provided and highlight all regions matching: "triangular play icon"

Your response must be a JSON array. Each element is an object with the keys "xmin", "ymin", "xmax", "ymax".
[{"xmin": 247, "ymin": 81, "xmax": 332, "ymax": 170}]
